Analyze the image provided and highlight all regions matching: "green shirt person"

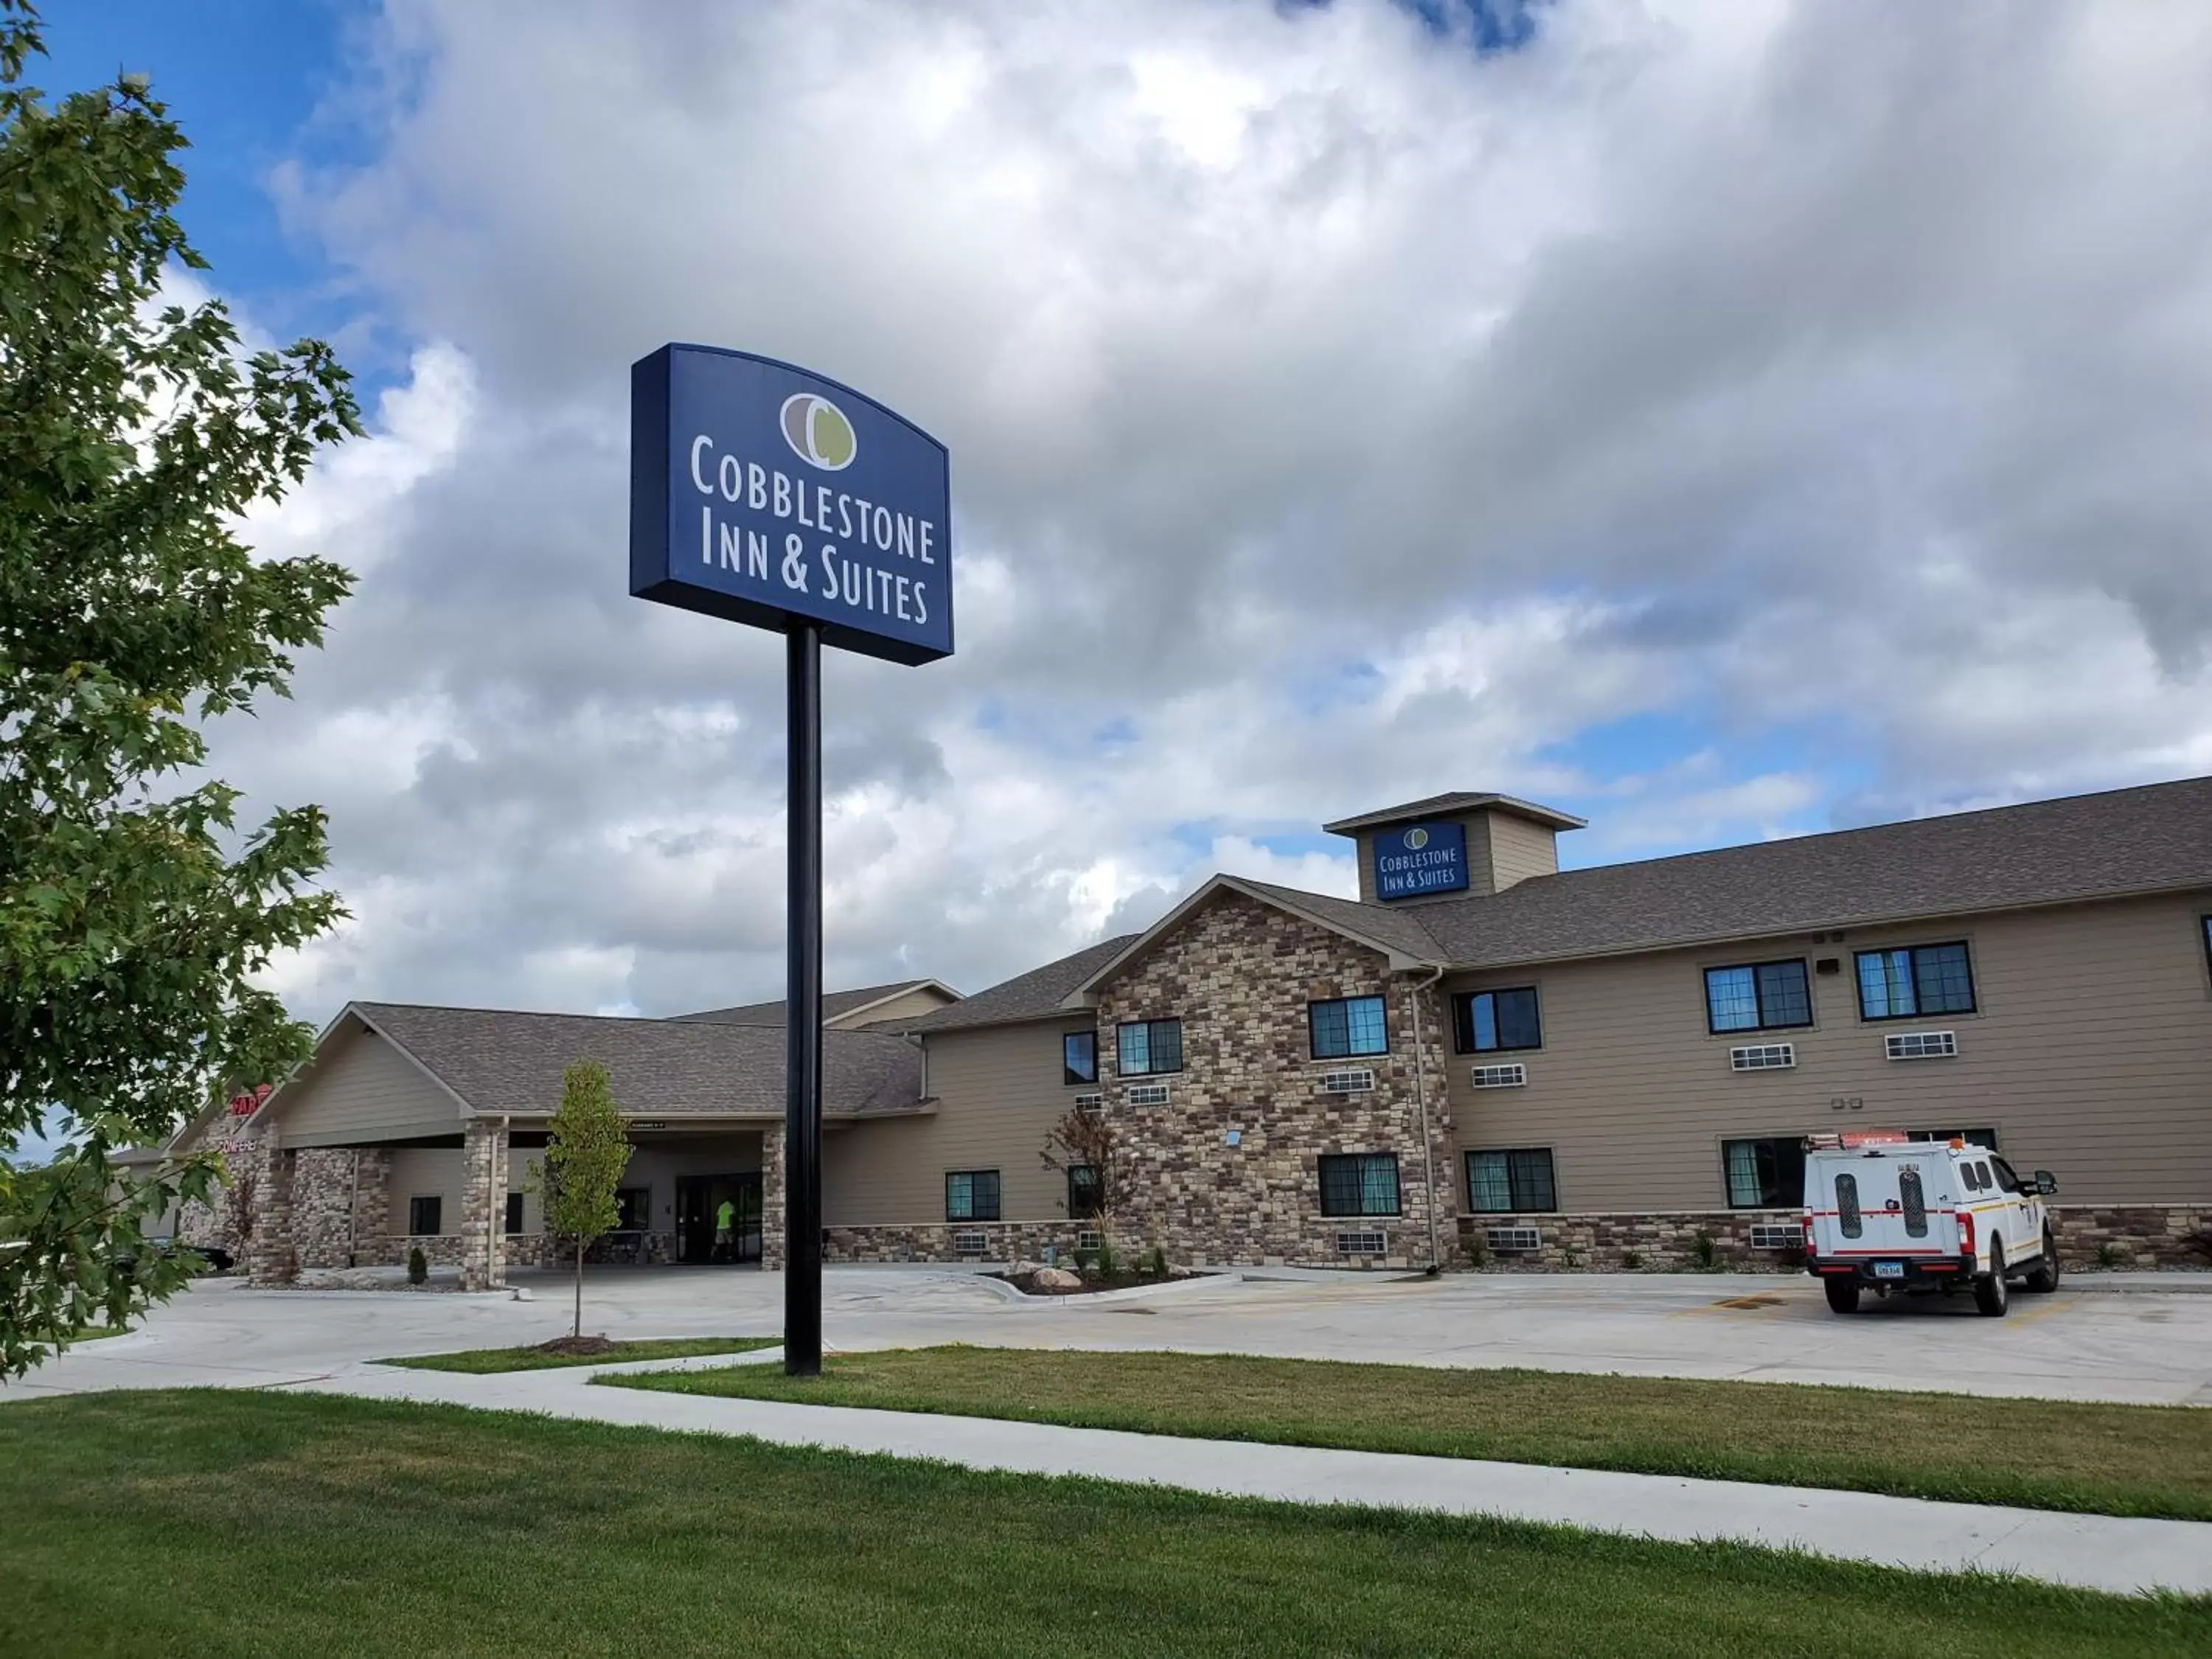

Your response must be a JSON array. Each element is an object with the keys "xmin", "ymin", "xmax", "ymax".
[{"xmin": 714, "ymin": 1200, "xmax": 734, "ymax": 1242}]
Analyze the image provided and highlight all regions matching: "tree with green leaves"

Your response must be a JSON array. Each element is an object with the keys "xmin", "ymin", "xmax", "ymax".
[
  {"xmin": 0, "ymin": 1, "xmax": 360, "ymax": 1375},
  {"xmin": 538, "ymin": 1060, "xmax": 630, "ymax": 1338}
]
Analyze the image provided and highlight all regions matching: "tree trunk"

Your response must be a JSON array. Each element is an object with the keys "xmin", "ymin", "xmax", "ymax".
[{"xmin": 573, "ymin": 1239, "xmax": 583, "ymax": 1338}]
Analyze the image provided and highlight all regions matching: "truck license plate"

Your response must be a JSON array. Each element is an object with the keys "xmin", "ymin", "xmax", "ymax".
[{"xmin": 1874, "ymin": 1262, "xmax": 1905, "ymax": 1279}]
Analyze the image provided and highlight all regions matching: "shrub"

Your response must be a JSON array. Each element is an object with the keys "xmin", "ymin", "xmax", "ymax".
[
  {"xmin": 406, "ymin": 1247, "xmax": 428, "ymax": 1286},
  {"xmin": 1691, "ymin": 1231, "xmax": 1718, "ymax": 1270},
  {"xmin": 1621, "ymin": 1249, "xmax": 1644, "ymax": 1271},
  {"xmin": 1142, "ymin": 1243, "xmax": 1168, "ymax": 1277},
  {"xmin": 1094, "ymin": 1238, "xmax": 1118, "ymax": 1279},
  {"xmin": 2183, "ymin": 1228, "xmax": 2212, "ymax": 1265},
  {"xmin": 2096, "ymin": 1242, "xmax": 2126, "ymax": 1270}
]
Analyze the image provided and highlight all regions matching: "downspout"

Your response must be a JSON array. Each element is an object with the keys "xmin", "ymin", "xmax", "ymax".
[{"xmin": 1405, "ymin": 965, "xmax": 1448, "ymax": 1272}]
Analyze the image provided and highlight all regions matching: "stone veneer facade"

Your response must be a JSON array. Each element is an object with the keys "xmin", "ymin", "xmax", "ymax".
[{"xmin": 1090, "ymin": 891, "xmax": 1461, "ymax": 1270}]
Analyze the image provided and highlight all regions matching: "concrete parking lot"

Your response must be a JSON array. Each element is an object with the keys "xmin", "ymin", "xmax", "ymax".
[{"xmin": 8, "ymin": 1266, "xmax": 2211, "ymax": 1407}]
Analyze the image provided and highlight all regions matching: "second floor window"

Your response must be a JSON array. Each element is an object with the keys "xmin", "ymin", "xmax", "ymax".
[
  {"xmin": 1117, "ymin": 1018, "xmax": 1183, "ymax": 1077},
  {"xmin": 1063, "ymin": 1030, "xmax": 1098, "ymax": 1086},
  {"xmin": 1453, "ymin": 987, "xmax": 1540, "ymax": 1054},
  {"xmin": 1310, "ymin": 995, "xmax": 1388, "ymax": 1059},
  {"xmin": 945, "ymin": 1169, "xmax": 1001, "ymax": 1222},
  {"xmin": 1704, "ymin": 960, "xmax": 1812, "ymax": 1033},
  {"xmin": 1855, "ymin": 942, "xmax": 1976, "ymax": 1020}
]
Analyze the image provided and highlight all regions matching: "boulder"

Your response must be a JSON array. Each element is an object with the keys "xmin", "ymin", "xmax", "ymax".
[{"xmin": 1029, "ymin": 1267, "xmax": 1083, "ymax": 1292}]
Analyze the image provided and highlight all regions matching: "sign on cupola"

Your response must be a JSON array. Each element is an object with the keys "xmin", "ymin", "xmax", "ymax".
[{"xmin": 1374, "ymin": 821, "xmax": 1469, "ymax": 900}]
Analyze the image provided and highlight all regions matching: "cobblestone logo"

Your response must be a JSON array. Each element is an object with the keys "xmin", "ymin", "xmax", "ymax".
[{"xmin": 780, "ymin": 392, "xmax": 857, "ymax": 471}]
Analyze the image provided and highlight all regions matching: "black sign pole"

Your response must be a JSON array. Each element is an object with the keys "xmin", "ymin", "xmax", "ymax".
[{"xmin": 785, "ymin": 619, "xmax": 824, "ymax": 1376}]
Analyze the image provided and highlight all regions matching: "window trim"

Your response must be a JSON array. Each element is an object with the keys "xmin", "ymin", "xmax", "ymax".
[
  {"xmin": 1464, "ymin": 1147, "xmax": 1559, "ymax": 1214},
  {"xmin": 1308, "ymin": 994, "xmax": 1390, "ymax": 1061},
  {"xmin": 1116, "ymin": 1018, "xmax": 1185, "ymax": 1077},
  {"xmin": 1316, "ymin": 1152, "xmax": 1402, "ymax": 1218},
  {"xmin": 1719, "ymin": 1135, "xmax": 1806, "ymax": 1211},
  {"xmin": 1062, "ymin": 1029, "xmax": 1099, "ymax": 1088},
  {"xmin": 1702, "ymin": 958, "xmax": 1814, "ymax": 1036},
  {"xmin": 944, "ymin": 1168, "xmax": 1002, "ymax": 1223},
  {"xmin": 1853, "ymin": 940, "xmax": 1978, "ymax": 1022},
  {"xmin": 1450, "ymin": 986, "xmax": 1543, "ymax": 1055}
]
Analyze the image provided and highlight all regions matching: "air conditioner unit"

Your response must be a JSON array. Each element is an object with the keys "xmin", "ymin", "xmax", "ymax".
[
  {"xmin": 1072, "ymin": 1091, "xmax": 1103, "ymax": 1109},
  {"xmin": 1319, "ymin": 1068, "xmax": 1376, "ymax": 1094},
  {"xmin": 1730, "ymin": 1043, "xmax": 1796, "ymax": 1072},
  {"xmin": 1335, "ymin": 1230, "xmax": 1387, "ymax": 1257},
  {"xmin": 950, "ymin": 1231, "xmax": 989, "ymax": 1256},
  {"xmin": 1127, "ymin": 1082, "xmax": 1170, "ymax": 1107},
  {"xmin": 1470, "ymin": 1063, "xmax": 1527, "ymax": 1089},
  {"xmin": 1747, "ymin": 1223, "xmax": 1798, "ymax": 1250},
  {"xmin": 1485, "ymin": 1225, "xmax": 1543, "ymax": 1254},
  {"xmin": 1885, "ymin": 1030, "xmax": 1958, "ymax": 1061}
]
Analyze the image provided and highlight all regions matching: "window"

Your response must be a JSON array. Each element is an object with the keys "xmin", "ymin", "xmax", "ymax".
[
  {"xmin": 1722, "ymin": 1138, "xmax": 1806, "ymax": 1209},
  {"xmin": 1452, "ymin": 987, "xmax": 1541, "ymax": 1054},
  {"xmin": 945, "ymin": 1169, "xmax": 1001, "ymax": 1222},
  {"xmin": 1117, "ymin": 1018, "xmax": 1183, "ymax": 1076},
  {"xmin": 1990, "ymin": 1155, "xmax": 2025, "ymax": 1194},
  {"xmin": 407, "ymin": 1195, "xmax": 442, "ymax": 1236},
  {"xmin": 1318, "ymin": 1152, "xmax": 1401, "ymax": 1217},
  {"xmin": 1310, "ymin": 995, "xmax": 1388, "ymax": 1059},
  {"xmin": 613, "ymin": 1186, "xmax": 651, "ymax": 1231},
  {"xmin": 1704, "ymin": 960, "xmax": 1812, "ymax": 1033},
  {"xmin": 1835, "ymin": 1173, "xmax": 1862, "ymax": 1238},
  {"xmin": 1062, "ymin": 1030, "xmax": 1098, "ymax": 1086},
  {"xmin": 1855, "ymin": 942, "xmax": 1976, "ymax": 1020},
  {"xmin": 1066, "ymin": 1164, "xmax": 1101, "ymax": 1219},
  {"xmin": 1465, "ymin": 1149, "xmax": 1557, "ymax": 1214},
  {"xmin": 504, "ymin": 1192, "xmax": 524, "ymax": 1235}
]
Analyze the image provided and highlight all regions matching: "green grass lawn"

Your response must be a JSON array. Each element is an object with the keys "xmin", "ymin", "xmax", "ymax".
[
  {"xmin": 0, "ymin": 1391, "xmax": 2199, "ymax": 1658},
  {"xmin": 602, "ymin": 1345, "xmax": 2212, "ymax": 1521},
  {"xmin": 378, "ymin": 1335, "xmax": 777, "ymax": 1373}
]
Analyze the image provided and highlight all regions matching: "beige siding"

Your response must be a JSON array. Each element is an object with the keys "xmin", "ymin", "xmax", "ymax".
[
  {"xmin": 389, "ymin": 1146, "xmax": 466, "ymax": 1232},
  {"xmin": 281, "ymin": 1021, "xmax": 463, "ymax": 1148},
  {"xmin": 826, "ymin": 1019, "xmax": 1091, "ymax": 1224},
  {"xmin": 1445, "ymin": 891, "xmax": 2212, "ymax": 1211},
  {"xmin": 843, "ymin": 984, "xmax": 959, "ymax": 1029},
  {"xmin": 1484, "ymin": 812, "xmax": 1560, "ymax": 890}
]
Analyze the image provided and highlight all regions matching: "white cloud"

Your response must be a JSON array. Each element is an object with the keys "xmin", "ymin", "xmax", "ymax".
[{"xmin": 202, "ymin": 0, "xmax": 2212, "ymax": 1018}]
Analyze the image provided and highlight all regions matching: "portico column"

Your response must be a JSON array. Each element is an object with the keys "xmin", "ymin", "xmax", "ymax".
[
  {"xmin": 246, "ymin": 1127, "xmax": 298, "ymax": 1286},
  {"xmin": 459, "ymin": 1116, "xmax": 508, "ymax": 1292},
  {"xmin": 760, "ymin": 1124, "xmax": 787, "ymax": 1271}
]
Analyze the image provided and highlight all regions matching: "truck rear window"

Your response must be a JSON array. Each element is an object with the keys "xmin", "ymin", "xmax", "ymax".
[{"xmin": 1835, "ymin": 1173, "xmax": 1862, "ymax": 1238}]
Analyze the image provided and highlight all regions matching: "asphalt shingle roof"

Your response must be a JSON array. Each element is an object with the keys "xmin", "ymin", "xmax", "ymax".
[
  {"xmin": 902, "ymin": 935, "xmax": 1141, "ymax": 1032},
  {"xmin": 914, "ymin": 776, "xmax": 2212, "ymax": 1032},
  {"xmin": 1413, "ymin": 773, "xmax": 2212, "ymax": 968},
  {"xmin": 351, "ymin": 1002, "xmax": 922, "ymax": 1119},
  {"xmin": 672, "ymin": 978, "xmax": 947, "ymax": 1028}
]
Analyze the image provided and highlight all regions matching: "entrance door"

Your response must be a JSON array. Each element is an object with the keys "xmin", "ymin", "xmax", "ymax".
[{"xmin": 675, "ymin": 1173, "xmax": 763, "ymax": 1265}]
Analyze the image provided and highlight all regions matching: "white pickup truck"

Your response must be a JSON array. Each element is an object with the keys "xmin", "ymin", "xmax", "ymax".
[{"xmin": 1801, "ymin": 1131, "xmax": 2061, "ymax": 1316}]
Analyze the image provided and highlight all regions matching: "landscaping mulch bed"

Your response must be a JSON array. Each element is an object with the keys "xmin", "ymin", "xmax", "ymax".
[{"xmin": 990, "ymin": 1269, "xmax": 1206, "ymax": 1297}]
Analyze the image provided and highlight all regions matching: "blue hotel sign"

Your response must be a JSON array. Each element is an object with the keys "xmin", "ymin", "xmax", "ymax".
[
  {"xmin": 1374, "ymin": 821, "xmax": 1470, "ymax": 900},
  {"xmin": 630, "ymin": 344, "xmax": 953, "ymax": 665}
]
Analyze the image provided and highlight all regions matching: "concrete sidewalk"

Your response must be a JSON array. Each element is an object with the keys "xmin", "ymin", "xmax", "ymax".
[{"xmin": 311, "ymin": 1355, "xmax": 2212, "ymax": 1599}]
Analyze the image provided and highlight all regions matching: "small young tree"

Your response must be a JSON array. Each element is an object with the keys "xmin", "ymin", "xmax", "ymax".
[
  {"xmin": 538, "ymin": 1060, "xmax": 629, "ymax": 1338},
  {"xmin": 1040, "ymin": 1104, "xmax": 1130, "ymax": 1269}
]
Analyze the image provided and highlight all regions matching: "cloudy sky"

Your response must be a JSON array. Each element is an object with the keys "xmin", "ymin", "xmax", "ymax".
[{"xmin": 44, "ymin": 0, "xmax": 2212, "ymax": 1023}]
